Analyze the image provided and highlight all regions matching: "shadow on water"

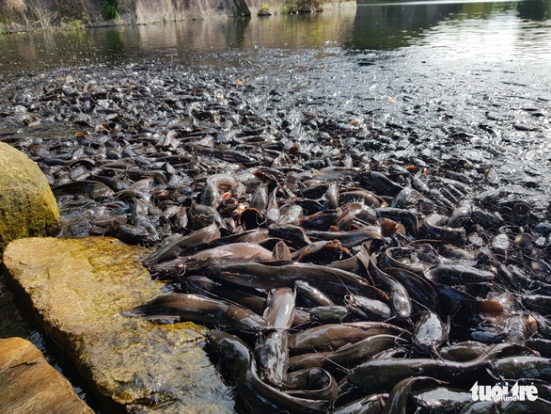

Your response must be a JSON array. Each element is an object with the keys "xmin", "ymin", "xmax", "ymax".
[
  {"xmin": 348, "ymin": 2, "xmax": 464, "ymax": 49},
  {"xmin": 517, "ymin": 0, "xmax": 551, "ymax": 19},
  {"xmin": 103, "ymin": 29, "xmax": 126, "ymax": 60}
]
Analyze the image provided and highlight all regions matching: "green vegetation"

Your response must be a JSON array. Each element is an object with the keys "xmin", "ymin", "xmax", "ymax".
[
  {"xmin": 258, "ymin": 3, "xmax": 271, "ymax": 15},
  {"xmin": 60, "ymin": 18, "xmax": 85, "ymax": 31},
  {"xmin": 282, "ymin": 0, "xmax": 325, "ymax": 14},
  {"xmin": 101, "ymin": 0, "xmax": 120, "ymax": 20},
  {"xmin": 60, "ymin": 12, "xmax": 88, "ymax": 31}
]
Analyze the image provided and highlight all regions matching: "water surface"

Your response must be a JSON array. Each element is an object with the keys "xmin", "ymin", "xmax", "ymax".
[{"xmin": 1, "ymin": 1, "xmax": 549, "ymax": 67}]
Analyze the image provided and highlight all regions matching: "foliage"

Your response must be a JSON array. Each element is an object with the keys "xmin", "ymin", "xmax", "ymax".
[
  {"xmin": 259, "ymin": 3, "xmax": 271, "ymax": 14},
  {"xmin": 60, "ymin": 17, "xmax": 86, "ymax": 31},
  {"xmin": 282, "ymin": 0, "xmax": 324, "ymax": 14},
  {"xmin": 0, "ymin": 0, "xmax": 26, "ymax": 26},
  {"xmin": 101, "ymin": 0, "xmax": 120, "ymax": 21}
]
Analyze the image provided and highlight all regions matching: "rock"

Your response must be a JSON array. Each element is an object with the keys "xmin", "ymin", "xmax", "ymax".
[
  {"xmin": 2, "ymin": 237, "xmax": 233, "ymax": 414},
  {"xmin": 0, "ymin": 337, "xmax": 93, "ymax": 414},
  {"xmin": 0, "ymin": 142, "xmax": 60, "ymax": 252},
  {"xmin": 231, "ymin": 0, "xmax": 252, "ymax": 16}
]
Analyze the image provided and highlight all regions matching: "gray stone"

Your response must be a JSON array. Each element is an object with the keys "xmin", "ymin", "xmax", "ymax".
[{"xmin": 231, "ymin": 0, "xmax": 251, "ymax": 16}]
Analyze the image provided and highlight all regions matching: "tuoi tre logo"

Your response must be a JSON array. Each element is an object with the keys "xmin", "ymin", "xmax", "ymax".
[{"xmin": 470, "ymin": 381, "xmax": 539, "ymax": 402}]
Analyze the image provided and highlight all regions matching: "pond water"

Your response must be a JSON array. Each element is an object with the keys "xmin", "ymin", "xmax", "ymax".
[
  {"xmin": 0, "ymin": 1, "xmax": 550, "ymax": 68},
  {"xmin": 1, "ymin": 1, "xmax": 550, "ymax": 65},
  {"xmin": 0, "ymin": 2, "xmax": 549, "ymax": 65},
  {"xmin": 1, "ymin": 0, "xmax": 551, "ymax": 410}
]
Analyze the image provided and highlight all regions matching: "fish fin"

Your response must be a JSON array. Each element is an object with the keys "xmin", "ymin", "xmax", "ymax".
[{"xmin": 120, "ymin": 308, "xmax": 145, "ymax": 318}]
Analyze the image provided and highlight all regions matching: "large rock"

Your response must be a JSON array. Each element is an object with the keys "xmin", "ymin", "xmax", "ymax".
[
  {"xmin": 0, "ymin": 142, "xmax": 60, "ymax": 252},
  {"xmin": 229, "ymin": 0, "xmax": 251, "ymax": 16},
  {"xmin": 0, "ymin": 337, "xmax": 93, "ymax": 414},
  {"xmin": 2, "ymin": 237, "xmax": 233, "ymax": 414}
]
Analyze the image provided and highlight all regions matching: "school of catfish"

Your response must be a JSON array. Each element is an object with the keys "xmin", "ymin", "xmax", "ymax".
[{"xmin": 4, "ymin": 62, "xmax": 551, "ymax": 413}]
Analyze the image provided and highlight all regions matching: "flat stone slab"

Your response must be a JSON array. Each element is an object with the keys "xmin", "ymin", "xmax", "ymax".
[
  {"xmin": 2, "ymin": 237, "xmax": 233, "ymax": 414},
  {"xmin": 0, "ymin": 337, "xmax": 93, "ymax": 414}
]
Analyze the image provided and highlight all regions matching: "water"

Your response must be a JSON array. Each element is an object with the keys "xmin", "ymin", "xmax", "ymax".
[
  {"xmin": 1, "ymin": 0, "xmax": 551, "ymax": 409},
  {"xmin": 1, "ymin": 0, "xmax": 550, "ymax": 311},
  {"xmin": 1, "ymin": 2, "xmax": 549, "ymax": 68}
]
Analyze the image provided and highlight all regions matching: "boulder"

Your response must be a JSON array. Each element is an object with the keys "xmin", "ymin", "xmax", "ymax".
[
  {"xmin": 231, "ymin": 0, "xmax": 252, "ymax": 16},
  {"xmin": 0, "ymin": 142, "xmax": 60, "ymax": 252},
  {"xmin": 0, "ymin": 337, "xmax": 93, "ymax": 414},
  {"xmin": 2, "ymin": 237, "xmax": 233, "ymax": 414}
]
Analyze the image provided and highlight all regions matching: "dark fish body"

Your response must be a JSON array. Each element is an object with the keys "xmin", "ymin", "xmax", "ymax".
[
  {"xmin": 143, "ymin": 222, "xmax": 221, "ymax": 266},
  {"xmin": 209, "ymin": 330, "xmax": 331, "ymax": 414},
  {"xmin": 122, "ymin": 293, "xmax": 271, "ymax": 334},
  {"xmin": 289, "ymin": 334, "xmax": 400, "ymax": 371},
  {"xmin": 288, "ymin": 322, "xmax": 406, "ymax": 352},
  {"xmin": 210, "ymin": 261, "xmax": 372, "ymax": 296}
]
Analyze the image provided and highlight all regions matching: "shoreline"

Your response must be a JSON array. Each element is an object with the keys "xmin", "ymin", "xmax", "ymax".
[{"xmin": 0, "ymin": 1, "xmax": 355, "ymax": 35}]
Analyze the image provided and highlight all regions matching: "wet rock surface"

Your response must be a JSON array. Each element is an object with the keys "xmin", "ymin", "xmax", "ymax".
[
  {"xmin": 0, "ymin": 337, "xmax": 93, "ymax": 414},
  {"xmin": 2, "ymin": 237, "xmax": 233, "ymax": 414},
  {"xmin": 0, "ymin": 142, "xmax": 60, "ymax": 252}
]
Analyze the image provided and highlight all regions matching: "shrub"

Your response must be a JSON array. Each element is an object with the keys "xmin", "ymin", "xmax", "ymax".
[
  {"xmin": 60, "ymin": 17, "xmax": 86, "ymax": 31},
  {"xmin": 259, "ymin": 4, "xmax": 271, "ymax": 14},
  {"xmin": 282, "ymin": 0, "xmax": 324, "ymax": 14},
  {"xmin": 101, "ymin": 0, "xmax": 120, "ymax": 20}
]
